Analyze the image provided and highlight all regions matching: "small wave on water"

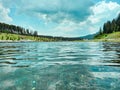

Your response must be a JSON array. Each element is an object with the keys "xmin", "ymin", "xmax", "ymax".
[{"xmin": 0, "ymin": 42, "xmax": 120, "ymax": 90}]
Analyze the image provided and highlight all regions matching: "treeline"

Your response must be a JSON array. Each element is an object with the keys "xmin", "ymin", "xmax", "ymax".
[
  {"xmin": 0, "ymin": 22, "xmax": 38, "ymax": 36},
  {"xmin": 0, "ymin": 22, "xmax": 82, "ymax": 41},
  {"xmin": 96, "ymin": 13, "xmax": 120, "ymax": 37}
]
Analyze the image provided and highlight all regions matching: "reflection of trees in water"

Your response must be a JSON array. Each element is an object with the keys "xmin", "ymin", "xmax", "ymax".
[
  {"xmin": 0, "ymin": 44, "xmax": 23, "ymax": 58},
  {"xmin": 102, "ymin": 42, "xmax": 120, "ymax": 62},
  {"xmin": 102, "ymin": 42, "xmax": 120, "ymax": 51},
  {"xmin": 0, "ymin": 43, "xmax": 39, "ymax": 64}
]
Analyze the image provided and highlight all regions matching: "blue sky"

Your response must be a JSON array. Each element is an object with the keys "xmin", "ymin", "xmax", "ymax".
[{"xmin": 0, "ymin": 0, "xmax": 120, "ymax": 37}]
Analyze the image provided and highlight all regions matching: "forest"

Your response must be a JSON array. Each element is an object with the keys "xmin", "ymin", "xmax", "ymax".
[
  {"xmin": 0, "ymin": 22, "xmax": 82, "ymax": 41},
  {"xmin": 0, "ymin": 22, "xmax": 38, "ymax": 36},
  {"xmin": 96, "ymin": 13, "xmax": 120, "ymax": 37},
  {"xmin": 1, "ymin": 13, "xmax": 120, "ymax": 41}
]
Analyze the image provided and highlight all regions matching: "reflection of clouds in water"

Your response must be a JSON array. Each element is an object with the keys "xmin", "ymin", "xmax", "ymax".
[
  {"xmin": 1, "ymin": 80, "xmax": 15, "ymax": 89},
  {"xmin": 44, "ymin": 65, "xmax": 96, "ymax": 90},
  {"xmin": 92, "ymin": 72, "xmax": 120, "ymax": 79},
  {"xmin": 101, "ymin": 42, "xmax": 120, "ymax": 64},
  {"xmin": 48, "ymin": 81, "xmax": 57, "ymax": 90},
  {"xmin": 0, "ymin": 67, "xmax": 17, "ymax": 74},
  {"xmin": 33, "ymin": 61, "xmax": 82, "ymax": 67},
  {"xmin": 0, "ymin": 67, "xmax": 17, "ymax": 89},
  {"xmin": 7, "ymin": 64, "xmax": 94, "ymax": 90}
]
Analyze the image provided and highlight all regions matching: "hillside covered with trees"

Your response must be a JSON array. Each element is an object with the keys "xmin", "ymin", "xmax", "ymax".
[
  {"xmin": 95, "ymin": 13, "xmax": 120, "ymax": 39},
  {"xmin": 0, "ymin": 22, "xmax": 38, "ymax": 36},
  {"xmin": 0, "ymin": 22, "xmax": 82, "ymax": 42}
]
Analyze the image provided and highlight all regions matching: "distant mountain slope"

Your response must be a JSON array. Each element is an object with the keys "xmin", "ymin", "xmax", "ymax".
[{"xmin": 80, "ymin": 33, "xmax": 98, "ymax": 39}]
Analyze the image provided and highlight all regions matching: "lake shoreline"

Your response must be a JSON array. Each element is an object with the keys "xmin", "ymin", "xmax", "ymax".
[
  {"xmin": 0, "ymin": 39, "xmax": 120, "ymax": 43},
  {"xmin": 91, "ymin": 38, "xmax": 120, "ymax": 42},
  {"xmin": 0, "ymin": 40, "xmax": 35, "ymax": 43}
]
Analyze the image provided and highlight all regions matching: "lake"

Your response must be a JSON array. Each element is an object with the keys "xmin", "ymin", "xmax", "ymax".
[{"xmin": 0, "ymin": 42, "xmax": 120, "ymax": 90}]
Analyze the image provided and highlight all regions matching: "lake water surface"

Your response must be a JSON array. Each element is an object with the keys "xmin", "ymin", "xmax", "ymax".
[{"xmin": 0, "ymin": 42, "xmax": 120, "ymax": 90}]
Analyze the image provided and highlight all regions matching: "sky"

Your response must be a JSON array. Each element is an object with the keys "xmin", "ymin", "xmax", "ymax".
[{"xmin": 0, "ymin": 0, "xmax": 120, "ymax": 37}]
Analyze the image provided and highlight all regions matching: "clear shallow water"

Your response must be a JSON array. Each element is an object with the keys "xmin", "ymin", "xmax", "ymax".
[{"xmin": 0, "ymin": 42, "xmax": 120, "ymax": 90}]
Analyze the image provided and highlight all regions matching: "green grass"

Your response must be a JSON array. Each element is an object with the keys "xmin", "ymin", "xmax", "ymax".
[
  {"xmin": 0, "ymin": 33, "xmax": 58, "ymax": 42},
  {"xmin": 94, "ymin": 32, "xmax": 120, "ymax": 42},
  {"xmin": 104, "ymin": 32, "xmax": 120, "ymax": 39},
  {"xmin": 95, "ymin": 32, "xmax": 120, "ymax": 39},
  {"xmin": 1, "ymin": 32, "xmax": 120, "ymax": 42},
  {"xmin": 0, "ymin": 33, "xmax": 20, "ymax": 41}
]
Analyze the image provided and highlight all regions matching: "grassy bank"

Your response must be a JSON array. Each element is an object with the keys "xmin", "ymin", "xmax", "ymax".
[
  {"xmin": 0, "ymin": 32, "xmax": 120, "ymax": 42},
  {"xmin": 0, "ymin": 33, "xmax": 58, "ymax": 42},
  {"xmin": 94, "ymin": 32, "xmax": 120, "ymax": 42}
]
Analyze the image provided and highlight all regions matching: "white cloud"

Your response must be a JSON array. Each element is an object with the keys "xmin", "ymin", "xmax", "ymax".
[
  {"xmin": 53, "ymin": 1, "xmax": 120, "ymax": 36},
  {"xmin": 33, "ymin": 0, "xmax": 93, "ymax": 23},
  {"xmin": 0, "ymin": 3, "xmax": 12, "ymax": 22},
  {"xmin": 86, "ymin": 1, "xmax": 120, "ymax": 33},
  {"xmin": 89, "ymin": 1, "xmax": 120, "ymax": 24},
  {"xmin": 55, "ymin": 20, "xmax": 77, "ymax": 32},
  {"xmin": 4, "ymin": 0, "xmax": 93, "ymax": 23},
  {"xmin": 0, "ymin": 0, "xmax": 120, "ymax": 37}
]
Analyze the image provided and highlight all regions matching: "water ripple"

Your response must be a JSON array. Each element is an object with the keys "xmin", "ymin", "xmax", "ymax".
[{"xmin": 0, "ymin": 42, "xmax": 120, "ymax": 90}]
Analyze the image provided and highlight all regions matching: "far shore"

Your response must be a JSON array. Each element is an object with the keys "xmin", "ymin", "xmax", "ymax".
[
  {"xmin": 91, "ymin": 38, "xmax": 120, "ymax": 42},
  {"xmin": 0, "ymin": 38, "xmax": 120, "ymax": 43},
  {"xmin": 0, "ymin": 40, "xmax": 34, "ymax": 43}
]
